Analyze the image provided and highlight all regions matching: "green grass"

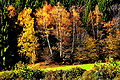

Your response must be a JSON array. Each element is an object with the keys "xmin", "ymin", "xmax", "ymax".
[
  {"xmin": 0, "ymin": 61, "xmax": 120, "ymax": 76},
  {"xmin": 0, "ymin": 63, "xmax": 95, "ymax": 79},
  {"xmin": 39, "ymin": 62, "xmax": 107, "ymax": 71},
  {"xmin": 0, "ymin": 62, "xmax": 119, "ymax": 79},
  {"xmin": 40, "ymin": 63, "xmax": 94, "ymax": 71}
]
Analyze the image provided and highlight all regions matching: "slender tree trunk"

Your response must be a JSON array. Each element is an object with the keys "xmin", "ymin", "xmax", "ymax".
[
  {"xmin": 46, "ymin": 33, "xmax": 53, "ymax": 55},
  {"xmin": 56, "ymin": 21, "xmax": 59, "ymax": 39},
  {"xmin": 71, "ymin": 22, "xmax": 75, "ymax": 53},
  {"xmin": 31, "ymin": 50, "xmax": 36, "ymax": 64},
  {"xmin": 58, "ymin": 5, "xmax": 62, "ymax": 57},
  {"xmin": 59, "ymin": 22, "xmax": 62, "ymax": 57},
  {"xmin": 92, "ymin": 23, "xmax": 95, "ymax": 39},
  {"xmin": 96, "ymin": 15, "xmax": 99, "ymax": 40},
  {"xmin": 56, "ymin": 8, "xmax": 59, "ymax": 39},
  {"xmin": 76, "ymin": 25, "xmax": 79, "ymax": 41},
  {"xmin": 43, "ymin": 21, "xmax": 53, "ymax": 54},
  {"xmin": 92, "ymin": 26, "xmax": 95, "ymax": 39},
  {"xmin": 44, "ymin": 22, "xmax": 53, "ymax": 55},
  {"xmin": 97, "ymin": 26, "xmax": 99, "ymax": 40}
]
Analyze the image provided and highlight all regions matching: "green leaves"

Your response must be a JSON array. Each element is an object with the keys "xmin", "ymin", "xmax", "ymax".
[{"xmin": 4, "ymin": 46, "xmax": 9, "ymax": 53}]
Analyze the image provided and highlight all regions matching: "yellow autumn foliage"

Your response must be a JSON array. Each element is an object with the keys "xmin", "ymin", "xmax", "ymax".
[
  {"xmin": 17, "ymin": 8, "xmax": 39, "ymax": 64},
  {"xmin": 34, "ymin": 6, "xmax": 53, "ymax": 26},
  {"xmin": 6, "ymin": 5, "xmax": 16, "ymax": 18},
  {"xmin": 50, "ymin": 2, "xmax": 71, "ymax": 26}
]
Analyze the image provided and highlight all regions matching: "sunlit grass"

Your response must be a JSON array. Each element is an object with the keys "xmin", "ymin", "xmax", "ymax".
[
  {"xmin": 40, "ymin": 63, "xmax": 94, "ymax": 71},
  {"xmin": 35, "ymin": 62, "xmax": 120, "ymax": 71},
  {"xmin": 0, "ymin": 61, "xmax": 120, "ymax": 77}
]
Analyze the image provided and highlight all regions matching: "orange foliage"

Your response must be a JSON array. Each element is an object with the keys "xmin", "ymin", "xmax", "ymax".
[
  {"xmin": 6, "ymin": 5, "xmax": 16, "ymax": 18},
  {"xmin": 103, "ymin": 18, "xmax": 116, "ymax": 27},
  {"xmin": 43, "ymin": 1, "xmax": 53, "ymax": 11},
  {"xmin": 34, "ymin": 2, "xmax": 54, "ymax": 32},
  {"xmin": 6, "ymin": 3, "xmax": 120, "ymax": 64},
  {"xmin": 88, "ymin": 5, "xmax": 103, "ymax": 27},
  {"xmin": 50, "ymin": 2, "xmax": 71, "ymax": 26},
  {"xmin": 103, "ymin": 18, "xmax": 119, "ymax": 34},
  {"xmin": 102, "ymin": 34, "xmax": 118, "ymax": 57},
  {"xmin": 93, "ymin": 5, "xmax": 103, "ymax": 26},
  {"xmin": 71, "ymin": 6, "xmax": 80, "ymax": 20}
]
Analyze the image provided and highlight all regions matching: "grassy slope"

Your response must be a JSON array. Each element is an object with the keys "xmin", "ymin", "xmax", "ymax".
[
  {"xmin": 0, "ymin": 63, "xmax": 95, "ymax": 78},
  {"xmin": 41, "ymin": 63, "xmax": 108, "ymax": 71},
  {"xmin": 40, "ymin": 63, "xmax": 95, "ymax": 71},
  {"xmin": 30, "ymin": 62, "xmax": 120, "ymax": 71},
  {"xmin": 0, "ymin": 62, "xmax": 120, "ymax": 77}
]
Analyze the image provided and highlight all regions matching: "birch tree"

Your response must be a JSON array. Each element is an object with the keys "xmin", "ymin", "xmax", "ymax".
[
  {"xmin": 50, "ymin": 2, "xmax": 71, "ymax": 57},
  {"xmin": 34, "ymin": 2, "xmax": 53, "ymax": 56}
]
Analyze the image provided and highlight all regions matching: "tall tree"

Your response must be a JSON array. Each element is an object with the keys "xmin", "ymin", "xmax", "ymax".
[
  {"xmin": 88, "ymin": 5, "xmax": 103, "ymax": 40},
  {"xmin": 17, "ymin": 8, "xmax": 39, "ymax": 64},
  {"xmin": 50, "ymin": 2, "xmax": 71, "ymax": 57},
  {"xmin": 34, "ymin": 2, "xmax": 53, "ymax": 56},
  {"xmin": 69, "ymin": 6, "xmax": 82, "ymax": 53}
]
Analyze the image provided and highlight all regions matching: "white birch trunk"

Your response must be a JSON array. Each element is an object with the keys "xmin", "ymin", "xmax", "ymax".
[{"xmin": 71, "ymin": 22, "xmax": 75, "ymax": 53}]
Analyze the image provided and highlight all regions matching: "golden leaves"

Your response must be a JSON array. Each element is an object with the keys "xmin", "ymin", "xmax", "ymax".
[
  {"xmin": 43, "ymin": 1, "xmax": 53, "ymax": 11},
  {"xmin": 88, "ymin": 11, "xmax": 95, "ymax": 25},
  {"xmin": 70, "ymin": 6, "xmax": 82, "ymax": 25},
  {"xmin": 18, "ymin": 8, "xmax": 33, "ymax": 26},
  {"xmin": 88, "ymin": 5, "xmax": 103, "ymax": 26},
  {"xmin": 35, "ymin": 6, "xmax": 52, "ymax": 26},
  {"xmin": 6, "ymin": 5, "xmax": 16, "ymax": 18},
  {"xmin": 103, "ymin": 18, "xmax": 119, "ymax": 34},
  {"xmin": 93, "ymin": 5, "xmax": 102, "ymax": 16},
  {"xmin": 85, "ymin": 37, "xmax": 96, "ymax": 49},
  {"xmin": 50, "ymin": 3, "xmax": 71, "ymax": 26},
  {"xmin": 103, "ymin": 34, "xmax": 118, "ymax": 51},
  {"xmin": 71, "ymin": 6, "xmax": 80, "ymax": 19},
  {"xmin": 103, "ymin": 18, "xmax": 116, "ymax": 27},
  {"xmin": 93, "ymin": 5, "xmax": 103, "ymax": 26},
  {"xmin": 17, "ymin": 8, "xmax": 39, "ymax": 63}
]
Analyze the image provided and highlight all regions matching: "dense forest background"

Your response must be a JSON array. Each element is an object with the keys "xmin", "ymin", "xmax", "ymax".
[{"xmin": 0, "ymin": 0, "xmax": 120, "ymax": 71}]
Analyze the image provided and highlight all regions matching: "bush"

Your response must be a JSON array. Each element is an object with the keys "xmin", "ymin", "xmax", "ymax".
[
  {"xmin": 0, "ymin": 70, "xmax": 15, "ymax": 80},
  {"xmin": 0, "ymin": 65, "xmax": 86, "ymax": 80},
  {"xmin": 81, "ymin": 59, "xmax": 120, "ymax": 80},
  {"xmin": 43, "ymin": 67, "xmax": 86, "ymax": 80},
  {"xmin": 0, "ymin": 63, "xmax": 44, "ymax": 80}
]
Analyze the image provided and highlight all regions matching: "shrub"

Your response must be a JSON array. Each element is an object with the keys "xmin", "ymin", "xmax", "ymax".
[
  {"xmin": 17, "ymin": 8, "xmax": 39, "ymax": 64},
  {"xmin": 43, "ymin": 67, "xmax": 86, "ymax": 80},
  {"xmin": 0, "ymin": 63, "xmax": 44, "ymax": 80},
  {"xmin": 81, "ymin": 59, "xmax": 120, "ymax": 80},
  {"xmin": 0, "ymin": 65, "xmax": 86, "ymax": 80},
  {"xmin": 0, "ymin": 70, "xmax": 16, "ymax": 80}
]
